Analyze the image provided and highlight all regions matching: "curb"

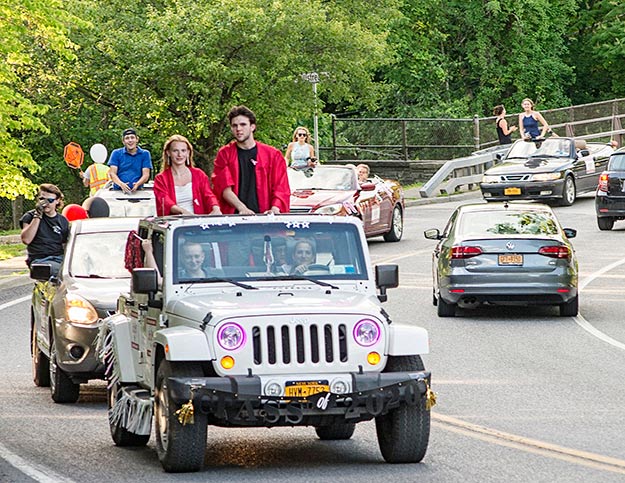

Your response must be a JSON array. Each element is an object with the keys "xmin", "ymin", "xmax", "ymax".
[{"xmin": 404, "ymin": 189, "xmax": 482, "ymax": 207}]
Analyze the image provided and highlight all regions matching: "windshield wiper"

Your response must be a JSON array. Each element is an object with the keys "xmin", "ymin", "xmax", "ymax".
[
  {"xmin": 182, "ymin": 277, "xmax": 258, "ymax": 290},
  {"xmin": 280, "ymin": 275, "xmax": 339, "ymax": 290}
]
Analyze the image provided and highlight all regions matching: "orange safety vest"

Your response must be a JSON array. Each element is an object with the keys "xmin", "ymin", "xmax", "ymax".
[{"xmin": 87, "ymin": 163, "xmax": 110, "ymax": 195}]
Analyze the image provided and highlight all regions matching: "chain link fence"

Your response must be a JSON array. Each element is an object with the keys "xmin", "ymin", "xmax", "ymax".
[
  {"xmin": 323, "ymin": 98, "xmax": 625, "ymax": 162},
  {"xmin": 0, "ymin": 197, "xmax": 34, "ymax": 232}
]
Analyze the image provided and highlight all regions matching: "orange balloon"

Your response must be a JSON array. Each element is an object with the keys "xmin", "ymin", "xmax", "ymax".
[{"xmin": 62, "ymin": 204, "xmax": 88, "ymax": 222}]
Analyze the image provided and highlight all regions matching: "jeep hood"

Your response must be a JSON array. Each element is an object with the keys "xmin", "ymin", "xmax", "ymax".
[{"xmin": 166, "ymin": 289, "xmax": 382, "ymax": 323}]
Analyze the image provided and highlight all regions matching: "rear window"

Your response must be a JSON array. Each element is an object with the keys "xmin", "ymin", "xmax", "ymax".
[
  {"xmin": 457, "ymin": 210, "xmax": 559, "ymax": 237},
  {"xmin": 608, "ymin": 154, "xmax": 625, "ymax": 171}
]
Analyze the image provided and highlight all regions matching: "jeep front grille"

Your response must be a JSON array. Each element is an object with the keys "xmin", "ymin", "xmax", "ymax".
[{"xmin": 253, "ymin": 324, "xmax": 348, "ymax": 366}]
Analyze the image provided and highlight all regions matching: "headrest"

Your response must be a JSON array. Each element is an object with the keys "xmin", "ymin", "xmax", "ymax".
[{"xmin": 574, "ymin": 139, "xmax": 587, "ymax": 150}]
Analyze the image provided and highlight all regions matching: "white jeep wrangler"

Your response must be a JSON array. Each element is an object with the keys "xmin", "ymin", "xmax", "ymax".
[{"xmin": 98, "ymin": 214, "xmax": 433, "ymax": 472}]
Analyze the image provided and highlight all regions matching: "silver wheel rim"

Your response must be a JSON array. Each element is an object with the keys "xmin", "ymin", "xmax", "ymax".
[
  {"xmin": 49, "ymin": 342, "xmax": 57, "ymax": 392},
  {"xmin": 565, "ymin": 179, "xmax": 575, "ymax": 203},
  {"xmin": 31, "ymin": 328, "xmax": 38, "ymax": 379},
  {"xmin": 392, "ymin": 208, "xmax": 403, "ymax": 237},
  {"xmin": 156, "ymin": 380, "xmax": 169, "ymax": 451}
]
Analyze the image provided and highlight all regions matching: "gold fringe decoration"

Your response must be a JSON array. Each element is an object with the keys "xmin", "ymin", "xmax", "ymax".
[
  {"xmin": 425, "ymin": 381, "xmax": 437, "ymax": 410},
  {"xmin": 175, "ymin": 387, "xmax": 195, "ymax": 426}
]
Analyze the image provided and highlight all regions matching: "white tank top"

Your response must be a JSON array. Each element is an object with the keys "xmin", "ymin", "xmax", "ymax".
[{"xmin": 174, "ymin": 183, "xmax": 194, "ymax": 213}]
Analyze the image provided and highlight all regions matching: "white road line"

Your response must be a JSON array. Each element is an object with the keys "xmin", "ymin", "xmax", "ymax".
[
  {"xmin": 0, "ymin": 295, "xmax": 30, "ymax": 311},
  {"xmin": 0, "ymin": 442, "xmax": 75, "ymax": 483},
  {"xmin": 0, "ymin": 294, "xmax": 74, "ymax": 483}
]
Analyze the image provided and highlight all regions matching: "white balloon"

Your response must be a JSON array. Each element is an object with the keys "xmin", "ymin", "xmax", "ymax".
[{"xmin": 89, "ymin": 143, "xmax": 108, "ymax": 164}]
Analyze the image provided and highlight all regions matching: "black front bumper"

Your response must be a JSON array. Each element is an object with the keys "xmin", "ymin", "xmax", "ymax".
[
  {"xmin": 481, "ymin": 179, "xmax": 564, "ymax": 201},
  {"xmin": 168, "ymin": 371, "xmax": 431, "ymax": 427}
]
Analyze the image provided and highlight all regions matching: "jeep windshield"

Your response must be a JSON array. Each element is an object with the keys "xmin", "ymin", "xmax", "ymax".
[{"xmin": 173, "ymin": 221, "xmax": 367, "ymax": 284}]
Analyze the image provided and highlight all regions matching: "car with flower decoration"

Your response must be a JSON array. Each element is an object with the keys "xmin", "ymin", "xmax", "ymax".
[
  {"xmin": 288, "ymin": 165, "xmax": 405, "ymax": 241},
  {"xmin": 29, "ymin": 217, "xmax": 140, "ymax": 403},
  {"xmin": 97, "ymin": 213, "xmax": 433, "ymax": 472}
]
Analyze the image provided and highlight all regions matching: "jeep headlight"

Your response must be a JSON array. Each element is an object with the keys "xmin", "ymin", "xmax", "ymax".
[
  {"xmin": 482, "ymin": 175, "xmax": 501, "ymax": 183},
  {"xmin": 314, "ymin": 203, "xmax": 344, "ymax": 215},
  {"xmin": 532, "ymin": 172, "xmax": 562, "ymax": 181},
  {"xmin": 217, "ymin": 322, "xmax": 246, "ymax": 351},
  {"xmin": 65, "ymin": 294, "xmax": 98, "ymax": 325},
  {"xmin": 353, "ymin": 319, "xmax": 380, "ymax": 347}
]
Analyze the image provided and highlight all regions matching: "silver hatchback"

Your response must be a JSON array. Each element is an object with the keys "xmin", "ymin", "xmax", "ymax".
[{"xmin": 424, "ymin": 203, "xmax": 578, "ymax": 317}]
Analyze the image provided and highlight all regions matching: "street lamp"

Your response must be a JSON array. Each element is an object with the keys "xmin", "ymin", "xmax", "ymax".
[{"xmin": 301, "ymin": 72, "xmax": 321, "ymax": 158}]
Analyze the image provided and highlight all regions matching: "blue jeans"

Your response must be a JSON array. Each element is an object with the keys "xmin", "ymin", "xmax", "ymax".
[{"xmin": 30, "ymin": 255, "xmax": 63, "ymax": 277}]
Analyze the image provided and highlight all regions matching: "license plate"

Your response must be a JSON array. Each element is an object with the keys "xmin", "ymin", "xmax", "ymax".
[
  {"xmin": 285, "ymin": 380, "xmax": 329, "ymax": 398},
  {"xmin": 498, "ymin": 254, "xmax": 523, "ymax": 266},
  {"xmin": 504, "ymin": 187, "xmax": 522, "ymax": 195}
]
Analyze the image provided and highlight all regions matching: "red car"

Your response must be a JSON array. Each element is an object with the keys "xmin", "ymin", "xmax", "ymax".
[{"xmin": 288, "ymin": 165, "xmax": 404, "ymax": 242}]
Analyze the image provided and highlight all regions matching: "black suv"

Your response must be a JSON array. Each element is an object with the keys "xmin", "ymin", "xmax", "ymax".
[{"xmin": 596, "ymin": 147, "xmax": 625, "ymax": 230}]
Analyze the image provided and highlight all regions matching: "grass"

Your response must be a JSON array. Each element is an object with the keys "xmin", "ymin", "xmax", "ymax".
[
  {"xmin": 0, "ymin": 229, "xmax": 20, "ymax": 236},
  {"xmin": 0, "ymin": 243, "xmax": 26, "ymax": 261}
]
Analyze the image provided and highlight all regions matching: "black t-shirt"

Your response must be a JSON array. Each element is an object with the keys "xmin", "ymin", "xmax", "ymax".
[
  {"xmin": 237, "ymin": 145, "xmax": 259, "ymax": 213},
  {"xmin": 19, "ymin": 210, "xmax": 70, "ymax": 264}
]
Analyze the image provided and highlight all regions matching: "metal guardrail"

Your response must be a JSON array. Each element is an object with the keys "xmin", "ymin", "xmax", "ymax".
[{"xmin": 419, "ymin": 128, "xmax": 625, "ymax": 198}]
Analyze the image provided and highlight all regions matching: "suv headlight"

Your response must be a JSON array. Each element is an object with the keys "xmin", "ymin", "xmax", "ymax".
[
  {"xmin": 65, "ymin": 294, "xmax": 98, "ymax": 325},
  {"xmin": 353, "ymin": 319, "xmax": 380, "ymax": 347},
  {"xmin": 314, "ymin": 203, "xmax": 344, "ymax": 215},
  {"xmin": 217, "ymin": 322, "xmax": 246, "ymax": 351},
  {"xmin": 482, "ymin": 175, "xmax": 501, "ymax": 183},
  {"xmin": 532, "ymin": 172, "xmax": 562, "ymax": 181}
]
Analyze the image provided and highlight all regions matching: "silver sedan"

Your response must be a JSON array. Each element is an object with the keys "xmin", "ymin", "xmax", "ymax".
[{"xmin": 424, "ymin": 202, "xmax": 578, "ymax": 317}]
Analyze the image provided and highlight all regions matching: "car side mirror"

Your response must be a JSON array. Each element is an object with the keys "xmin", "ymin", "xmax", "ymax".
[
  {"xmin": 132, "ymin": 268, "xmax": 158, "ymax": 295},
  {"xmin": 359, "ymin": 182, "xmax": 375, "ymax": 191},
  {"xmin": 578, "ymin": 149, "xmax": 590, "ymax": 157},
  {"xmin": 30, "ymin": 263, "xmax": 51, "ymax": 281},
  {"xmin": 495, "ymin": 153, "xmax": 502, "ymax": 161},
  {"xmin": 375, "ymin": 264, "xmax": 399, "ymax": 303},
  {"xmin": 424, "ymin": 228, "xmax": 442, "ymax": 240},
  {"xmin": 563, "ymin": 228, "xmax": 577, "ymax": 239}
]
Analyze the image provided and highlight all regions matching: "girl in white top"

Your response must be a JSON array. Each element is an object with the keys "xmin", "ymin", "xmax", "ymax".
[{"xmin": 285, "ymin": 126, "xmax": 315, "ymax": 169}]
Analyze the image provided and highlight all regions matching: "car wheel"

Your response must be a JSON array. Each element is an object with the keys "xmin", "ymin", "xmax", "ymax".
[
  {"xmin": 315, "ymin": 422, "xmax": 356, "ymax": 440},
  {"xmin": 560, "ymin": 176, "xmax": 576, "ymax": 206},
  {"xmin": 31, "ymin": 313, "xmax": 50, "ymax": 387},
  {"xmin": 437, "ymin": 296, "xmax": 456, "ymax": 317},
  {"xmin": 383, "ymin": 205, "xmax": 403, "ymax": 242},
  {"xmin": 375, "ymin": 355, "xmax": 430, "ymax": 463},
  {"xmin": 108, "ymin": 379, "xmax": 151, "ymax": 447},
  {"xmin": 155, "ymin": 361, "xmax": 207, "ymax": 473},
  {"xmin": 597, "ymin": 217, "xmax": 614, "ymax": 231},
  {"xmin": 49, "ymin": 333, "xmax": 80, "ymax": 403},
  {"xmin": 432, "ymin": 291, "xmax": 437, "ymax": 306},
  {"xmin": 559, "ymin": 294, "xmax": 579, "ymax": 317}
]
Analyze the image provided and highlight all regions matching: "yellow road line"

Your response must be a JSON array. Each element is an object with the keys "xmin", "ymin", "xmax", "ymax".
[{"xmin": 434, "ymin": 413, "xmax": 625, "ymax": 474}]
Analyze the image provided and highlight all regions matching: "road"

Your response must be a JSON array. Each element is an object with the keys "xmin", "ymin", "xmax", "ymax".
[{"xmin": 2, "ymin": 195, "xmax": 625, "ymax": 482}]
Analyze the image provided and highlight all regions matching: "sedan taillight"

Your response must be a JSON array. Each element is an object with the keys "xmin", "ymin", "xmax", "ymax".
[
  {"xmin": 597, "ymin": 172, "xmax": 609, "ymax": 192},
  {"xmin": 451, "ymin": 246, "xmax": 483, "ymax": 259},
  {"xmin": 538, "ymin": 245, "xmax": 570, "ymax": 259}
]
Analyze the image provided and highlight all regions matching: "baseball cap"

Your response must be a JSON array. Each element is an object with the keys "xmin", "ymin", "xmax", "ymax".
[{"xmin": 122, "ymin": 128, "xmax": 137, "ymax": 137}]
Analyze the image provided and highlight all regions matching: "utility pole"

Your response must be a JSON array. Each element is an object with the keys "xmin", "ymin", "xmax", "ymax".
[{"xmin": 301, "ymin": 72, "xmax": 320, "ymax": 158}]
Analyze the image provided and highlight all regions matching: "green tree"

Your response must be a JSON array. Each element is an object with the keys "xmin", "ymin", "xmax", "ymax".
[{"xmin": 0, "ymin": 1, "xmax": 75, "ymax": 199}]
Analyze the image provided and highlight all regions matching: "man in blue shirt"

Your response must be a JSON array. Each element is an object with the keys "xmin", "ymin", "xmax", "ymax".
[{"xmin": 108, "ymin": 128, "xmax": 152, "ymax": 192}]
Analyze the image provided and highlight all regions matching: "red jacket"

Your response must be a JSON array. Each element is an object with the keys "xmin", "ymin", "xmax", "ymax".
[
  {"xmin": 211, "ymin": 141, "xmax": 290, "ymax": 214},
  {"xmin": 153, "ymin": 167, "xmax": 219, "ymax": 216}
]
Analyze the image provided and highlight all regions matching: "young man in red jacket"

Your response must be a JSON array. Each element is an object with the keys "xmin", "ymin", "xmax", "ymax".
[{"xmin": 211, "ymin": 106, "xmax": 290, "ymax": 215}]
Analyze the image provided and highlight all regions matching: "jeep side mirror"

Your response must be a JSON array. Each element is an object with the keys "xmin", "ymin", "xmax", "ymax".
[
  {"xmin": 132, "ymin": 268, "xmax": 158, "ymax": 295},
  {"xmin": 30, "ymin": 263, "xmax": 51, "ymax": 281},
  {"xmin": 375, "ymin": 264, "xmax": 399, "ymax": 303}
]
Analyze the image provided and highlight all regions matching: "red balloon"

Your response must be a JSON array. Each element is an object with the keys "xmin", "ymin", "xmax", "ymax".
[{"xmin": 62, "ymin": 203, "xmax": 88, "ymax": 222}]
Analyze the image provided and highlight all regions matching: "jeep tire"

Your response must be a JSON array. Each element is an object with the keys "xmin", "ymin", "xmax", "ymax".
[
  {"xmin": 108, "ymin": 380, "xmax": 150, "ymax": 447},
  {"xmin": 155, "ymin": 361, "xmax": 207, "ymax": 473},
  {"xmin": 375, "ymin": 355, "xmax": 430, "ymax": 463}
]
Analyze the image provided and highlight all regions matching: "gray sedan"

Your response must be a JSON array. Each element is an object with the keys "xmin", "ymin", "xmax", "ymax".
[
  {"xmin": 424, "ymin": 203, "xmax": 578, "ymax": 317},
  {"xmin": 30, "ymin": 217, "xmax": 139, "ymax": 403}
]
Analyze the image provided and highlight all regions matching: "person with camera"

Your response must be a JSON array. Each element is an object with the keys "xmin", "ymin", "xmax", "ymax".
[{"xmin": 20, "ymin": 183, "xmax": 70, "ymax": 276}]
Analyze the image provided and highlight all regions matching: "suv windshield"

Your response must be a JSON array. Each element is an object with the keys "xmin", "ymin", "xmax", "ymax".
[
  {"xmin": 172, "ymin": 221, "xmax": 367, "ymax": 283},
  {"xmin": 69, "ymin": 231, "xmax": 131, "ymax": 278}
]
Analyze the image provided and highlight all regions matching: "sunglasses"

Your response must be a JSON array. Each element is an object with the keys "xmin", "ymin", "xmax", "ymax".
[
  {"xmin": 38, "ymin": 196, "xmax": 57, "ymax": 203},
  {"xmin": 297, "ymin": 133, "xmax": 307, "ymax": 137}
]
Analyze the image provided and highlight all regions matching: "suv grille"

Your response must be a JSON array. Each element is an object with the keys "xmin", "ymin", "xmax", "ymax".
[{"xmin": 253, "ymin": 324, "xmax": 348, "ymax": 366}]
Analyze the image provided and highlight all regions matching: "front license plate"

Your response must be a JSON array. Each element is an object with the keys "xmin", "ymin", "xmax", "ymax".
[
  {"xmin": 504, "ymin": 187, "xmax": 522, "ymax": 195},
  {"xmin": 285, "ymin": 380, "xmax": 329, "ymax": 398},
  {"xmin": 498, "ymin": 254, "xmax": 523, "ymax": 266}
]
